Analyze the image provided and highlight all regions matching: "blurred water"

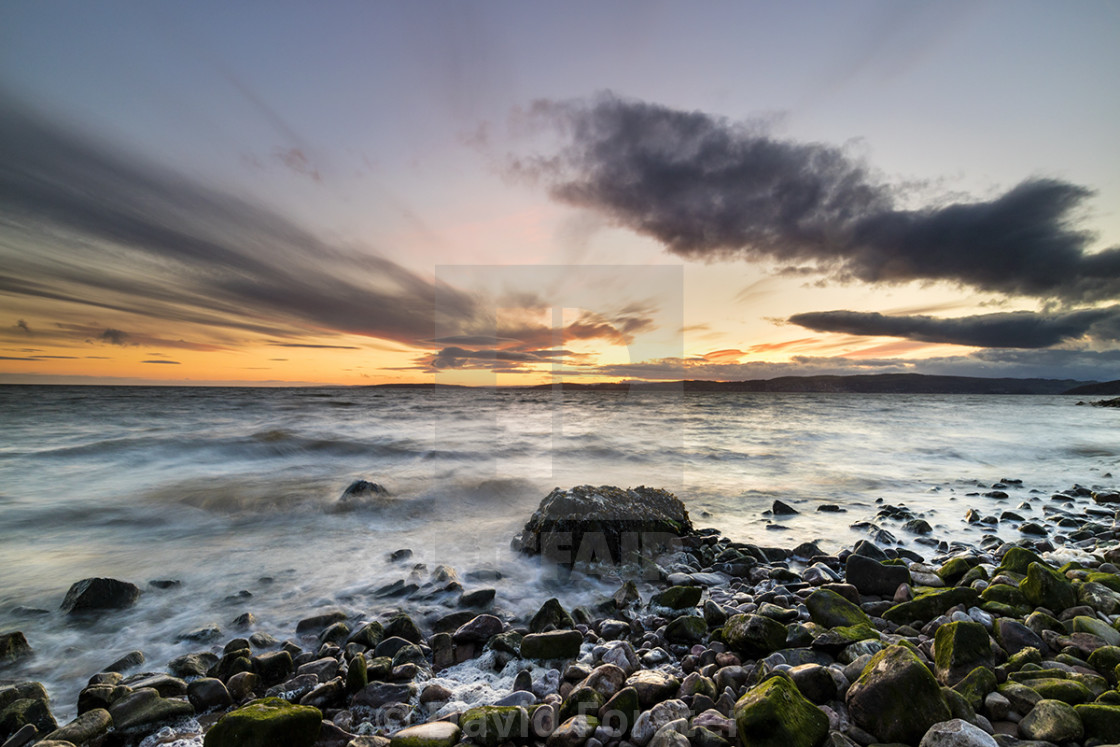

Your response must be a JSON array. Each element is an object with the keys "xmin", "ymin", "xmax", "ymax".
[{"xmin": 0, "ymin": 385, "xmax": 1116, "ymax": 715}]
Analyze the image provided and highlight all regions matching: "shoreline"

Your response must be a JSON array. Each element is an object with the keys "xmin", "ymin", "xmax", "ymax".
[{"xmin": 4, "ymin": 481, "xmax": 1120, "ymax": 747}]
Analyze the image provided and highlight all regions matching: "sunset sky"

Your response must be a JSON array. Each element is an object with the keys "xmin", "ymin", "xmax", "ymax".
[{"xmin": 2, "ymin": 1, "xmax": 1119, "ymax": 386}]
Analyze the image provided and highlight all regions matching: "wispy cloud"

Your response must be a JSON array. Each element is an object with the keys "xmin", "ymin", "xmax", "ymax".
[
  {"xmin": 517, "ymin": 92, "xmax": 1120, "ymax": 303},
  {"xmin": 0, "ymin": 91, "xmax": 477, "ymax": 350}
]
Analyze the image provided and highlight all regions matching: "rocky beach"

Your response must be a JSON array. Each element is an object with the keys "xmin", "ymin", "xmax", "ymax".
[{"xmin": 7, "ymin": 478, "xmax": 1120, "ymax": 747}]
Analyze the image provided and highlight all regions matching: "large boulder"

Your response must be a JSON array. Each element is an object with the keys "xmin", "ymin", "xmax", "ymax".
[
  {"xmin": 846, "ymin": 645, "xmax": 950, "ymax": 744},
  {"xmin": 934, "ymin": 621, "xmax": 994, "ymax": 686},
  {"xmin": 59, "ymin": 578, "xmax": 140, "ymax": 615},
  {"xmin": 1018, "ymin": 699, "xmax": 1083, "ymax": 742},
  {"xmin": 204, "ymin": 697, "xmax": 321, "ymax": 747},
  {"xmin": 734, "ymin": 675, "xmax": 828, "ymax": 747},
  {"xmin": 722, "ymin": 614, "xmax": 788, "ymax": 658},
  {"xmin": 515, "ymin": 485, "xmax": 692, "ymax": 567},
  {"xmin": 845, "ymin": 554, "xmax": 911, "ymax": 597},
  {"xmin": 1019, "ymin": 563, "xmax": 1076, "ymax": 612}
]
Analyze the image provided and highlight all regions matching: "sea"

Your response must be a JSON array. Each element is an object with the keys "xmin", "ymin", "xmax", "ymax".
[{"xmin": 0, "ymin": 385, "xmax": 1117, "ymax": 719}]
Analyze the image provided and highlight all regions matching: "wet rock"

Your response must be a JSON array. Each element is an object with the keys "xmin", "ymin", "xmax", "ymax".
[
  {"xmin": 547, "ymin": 714, "xmax": 599, "ymax": 747},
  {"xmin": 665, "ymin": 615, "xmax": 707, "ymax": 644},
  {"xmin": 1019, "ymin": 563, "xmax": 1076, "ymax": 612},
  {"xmin": 805, "ymin": 589, "xmax": 872, "ymax": 628},
  {"xmin": 734, "ymin": 675, "xmax": 828, "ymax": 747},
  {"xmin": 107, "ymin": 688, "xmax": 192, "ymax": 732},
  {"xmin": 882, "ymin": 587, "xmax": 979, "ymax": 625},
  {"xmin": 722, "ymin": 614, "xmax": 787, "ymax": 658},
  {"xmin": 170, "ymin": 652, "xmax": 219, "ymax": 678},
  {"xmin": 789, "ymin": 664, "xmax": 838, "ymax": 705},
  {"xmin": 631, "ymin": 699, "xmax": 689, "ymax": 747},
  {"xmin": 515, "ymin": 485, "xmax": 692, "ymax": 567},
  {"xmin": 460, "ymin": 705, "xmax": 530, "ymax": 747},
  {"xmin": 772, "ymin": 500, "xmax": 799, "ymax": 515},
  {"xmin": 0, "ymin": 633, "xmax": 32, "ymax": 665},
  {"xmin": 1017, "ymin": 698, "xmax": 1083, "ymax": 742},
  {"xmin": 0, "ymin": 682, "xmax": 56, "ymax": 738},
  {"xmin": 531, "ymin": 598, "xmax": 576, "ymax": 633},
  {"xmin": 460, "ymin": 589, "xmax": 496, "ymax": 608},
  {"xmin": 453, "ymin": 614, "xmax": 503, "ymax": 644},
  {"xmin": 1073, "ymin": 702, "xmax": 1120, "ymax": 743},
  {"xmin": 651, "ymin": 586, "xmax": 702, "ymax": 610},
  {"xmin": 203, "ymin": 696, "xmax": 321, "ymax": 747},
  {"xmin": 934, "ymin": 621, "xmax": 995, "ymax": 686},
  {"xmin": 917, "ymin": 718, "xmax": 998, "ymax": 747},
  {"xmin": 299, "ymin": 676, "xmax": 346, "ymax": 709},
  {"xmin": 521, "ymin": 630, "xmax": 583, "ymax": 660},
  {"xmin": 846, "ymin": 645, "xmax": 951, "ymax": 744},
  {"xmin": 187, "ymin": 678, "xmax": 233, "ymax": 711},
  {"xmin": 40, "ymin": 708, "xmax": 112, "ymax": 746},
  {"xmin": 390, "ymin": 721, "xmax": 461, "ymax": 747},
  {"xmin": 253, "ymin": 650, "xmax": 293, "ymax": 685},
  {"xmin": 348, "ymin": 621, "xmax": 385, "ymax": 649},
  {"xmin": 844, "ymin": 554, "xmax": 910, "ymax": 597},
  {"xmin": 103, "ymin": 650, "xmax": 144, "ymax": 673},
  {"xmin": 383, "ymin": 613, "xmax": 423, "ymax": 644},
  {"xmin": 59, "ymin": 578, "xmax": 140, "ymax": 615},
  {"xmin": 626, "ymin": 670, "xmax": 680, "ymax": 708},
  {"xmin": 351, "ymin": 682, "xmax": 414, "ymax": 710},
  {"xmin": 296, "ymin": 610, "xmax": 348, "ymax": 636},
  {"xmin": 994, "ymin": 620, "xmax": 1046, "ymax": 657}
]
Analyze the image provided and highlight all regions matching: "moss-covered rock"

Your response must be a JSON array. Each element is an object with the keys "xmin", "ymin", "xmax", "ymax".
[
  {"xmin": 346, "ymin": 654, "xmax": 367, "ymax": 694},
  {"xmin": 941, "ymin": 685, "xmax": 977, "ymax": 723},
  {"xmin": 952, "ymin": 665, "xmax": 998, "ymax": 711},
  {"xmin": 652, "ymin": 586, "xmax": 702, "ymax": 610},
  {"xmin": 845, "ymin": 645, "xmax": 950, "ymax": 744},
  {"xmin": 41, "ymin": 708, "xmax": 112, "ymax": 745},
  {"xmin": 937, "ymin": 557, "xmax": 978, "ymax": 586},
  {"xmin": 934, "ymin": 621, "xmax": 994, "ymax": 686},
  {"xmin": 520, "ymin": 630, "xmax": 583, "ymax": 660},
  {"xmin": 809, "ymin": 623, "xmax": 879, "ymax": 654},
  {"xmin": 1072, "ymin": 615, "xmax": 1120, "ymax": 646},
  {"xmin": 546, "ymin": 714, "xmax": 598, "ymax": 747},
  {"xmin": 665, "ymin": 615, "xmax": 707, "ymax": 644},
  {"xmin": 734, "ymin": 675, "xmax": 828, "ymax": 747},
  {"xmin": 1021, "ymin": 678, "xmax": 1093, "ymax": 705},
  {"xmin": 881, "ymin": 587, "xmax": 979, "ymax": 625},
  {"xmin": 980, "ymin": 583, "xmax": 1027, "ymax": 607},
  {"xmin": 531, "ymin": 598, "xmax": 575, "ymax": 633},
  {"xmin": 347, "ymin": 621, "xmax": 385, "ymax": 649},
  {"xmin": 460, "ymin": 705, "xmax": 530, "ymax": 747},
  {"xmin": 383, "ymin": 613, "xmax": 423, "ymax": 644},
  {"xmin": 1074, "ymin": 703, "xmax": 1120, "ymax": 743},
  {"xmin": 0, "ymin": 692, "xmax": 57, "ymax": 739},
  {"xmin": 1018, "ymin": 699, "xmax": 1083, "ymax": 743},
  {"xmin": 1086, "ymin": 571, "xmax": 1120, "ymax": 592},
  {"xmin": 998, "ymin": 681, "xmax": 1042, "ymax": 713},
  {"xmin": 1020, "ymin": 562, "xmax": 1076, "ymax": 612},
  {"xmin": 805, "ymin": 590, "xmax": 871, "ymax": 629},
  {"xmin": 598, "ymin": 686, "xmax": 639, "ymax": 735},
  {"xmin": 204, "ymin": 697, "xmax": 321, "ymax": 747},
  {"xmin": 560, "ymin": 686, "xmax": 605, "ymax": 723},
  {"xmin": 722, "ymin": 614, "xmax": 788, "ymax": 658},
  {"xmin": 998, "ymin": 547, "xmax": 1046, "ymax": 575},
  {"xmin": 1077, "ymin": 580, "xmax": 1120, "ymax": 614},
  {"xmin": 391, "ymin": 721, "xmax": 462, "ymax": 747},
  {"xmin": 109, "ymin": 688, "xmax": 193, "ymax": 732},
  {"xmin": 0, "ymin": 632, "xmax": 32, "ymax": 664},
  {"xmin": 1088, "ymin": 646, "xmax": 1120, "ymax": 684}
]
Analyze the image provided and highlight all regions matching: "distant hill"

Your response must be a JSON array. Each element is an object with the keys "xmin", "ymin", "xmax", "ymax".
[
  {"xmin": 1063, "ymin": 379, "xmax": 1120, "ymax": 396},
  {"xmin": 524, "ymin": 373, "xmax": 1093, "ymax": 394}
]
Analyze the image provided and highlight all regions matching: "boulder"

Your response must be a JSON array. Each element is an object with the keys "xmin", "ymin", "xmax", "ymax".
[
  {"xmin": 844, "ymin": 554, "xmax": 910, "ymax": 596},
  {"xmin": 0, "ymin": 632, "xmax": 32, "ymax": 664},
  {"xmin": 734, "ymin": 675, "xmax": 828, "ymax": 747},
  {"xmin": 882, "ymin": 587, "xmax": 979, "ymax": 625},
  {"xmin": 531, "ymin": 598, "xmax": 575, "ymax": 633},
  {"xmin": 547, "ymin": 715, "xmax": 598, "ymax": 747},
  {"xmin": 665, "ymin": 615, "xmax": 707, "ymax": 644},
  {"xmin": 934, "ymin": 621, "xmax": 994, "ymax": 686},
  {"xmin": 625, "ymin": 671, "xmax": 680, "ymax": 708},
  {"xmin": 1074, "ymin": 703, "xmax": 1120, "ymax": 743},
  {"xmin": 520, "ymin": 630, "xmax": 583, "ymax": 660},
  {"xmin": 917, "ymin": 718, "xmax": 998, "ymax": 747},
  {"xmin": 515, "ymin": 485, "xmax": 692, "ymax": 567},
  {"xmin": 59, "ymin": 578, "xmax": 140, "ymax": 615},
  {"xmin": 651, "ymin": 586, "xmax": 702, "ymax": 610},
  {"xmin": 722, "ymin": 614, "xmax": 788, "ymax": 658},
  {"xmin": 0, "ymin": 683, "xmax": 57, "ymax": 740},
  {"xmin": 1019, "ymin": 563, "xmax": 1076, "ymax": 612},
  {"xmin": 108, "ymin": 688, "xmax": 193, "ymax": 732},
  {"xmin": 805, "ymin": 589, "xmax": 872, "ymax": 628},
  {"xmin": 41, "ymin": 708, "xmax": 113, "ymax": 745},
  {"xmin": 391, "ymin": 721, "xmax": 461, "ymax": 747},
  {"xmin": 203, "ymin": 697, "xmax": 321, "ymax": 747},
  {"xmin": 460, "ymin": 705, "xmax": 530, "ymax": 747},
  {"xmin": 1018, "ymin": 698, "xmax": 1083, "ymax": 742},
  {"xmin": 846, "ymin": 645, "xmax": 950, "ymax": 744}
]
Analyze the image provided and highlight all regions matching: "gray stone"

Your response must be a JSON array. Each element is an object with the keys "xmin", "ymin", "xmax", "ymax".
[
  {"xmin": 59, "ymin": 578, "xmax": 140, "ymax": 615},
  {"xmin": 918, "ymin": 718, "xmax": 998, "ymax": 747}
]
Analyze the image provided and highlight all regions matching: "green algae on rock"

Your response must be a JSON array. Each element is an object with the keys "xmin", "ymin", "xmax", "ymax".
[
  {"xmin": 203, "ymin": 697, "xmax": 321, "ymax": 747},
  {"xmin": 845, "ymin": 645, "xmax": 950, "ymax": 744},
  {"xmin": 933, "ymin": 621, "xmax": 994, "ymax": 686},
  {"xmin": 721, "ymin": 614, "xmax": 787, "ymax": 658},
  {"xmin": 881, "ymin": 587, "xmax": 979, "ymax": 625},
  {"xmin": 460, "ymin": 705, "xmax": 530, "ymax": 747},
  {"xmin": 391, "ymin": 721, "xmax": 461, "ymax": 747},
  {"xmin": 805, "ymin": 589, "xmax": 871, "ymax": 629},
  {"xmin": 1020, "ymin": 562, "xmax": 1077, "ymax": 612},
  {"xmin": 734, "ymin": 675, "xmax": 828, "ymax": 747}
]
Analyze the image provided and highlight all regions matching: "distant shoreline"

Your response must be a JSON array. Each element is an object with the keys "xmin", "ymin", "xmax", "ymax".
[{"xmin": 3, "ymin": 373, "xmax": 1118, "ymax": 395}]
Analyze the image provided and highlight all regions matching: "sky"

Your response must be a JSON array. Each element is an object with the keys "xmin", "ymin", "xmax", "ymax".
[{"xmin": 1, "ymin": 1, "xmax": 1119, "ymax": 386}]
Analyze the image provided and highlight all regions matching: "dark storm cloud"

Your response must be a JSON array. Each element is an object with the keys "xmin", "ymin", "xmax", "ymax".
[
  {"xmin": 0, "ymin": 93, "xmax": 476, "ymax": 347},
  {"xmin": 99, "ymin": 328, "xmax": 131, "ymax": 345},
  {"xmin": 788, "ymin": 307, "xmax": 1120, "ymax": 348},
  {"xmin": 521, "ymin": 93, "xmax": 1120, "ymax": 302}
]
